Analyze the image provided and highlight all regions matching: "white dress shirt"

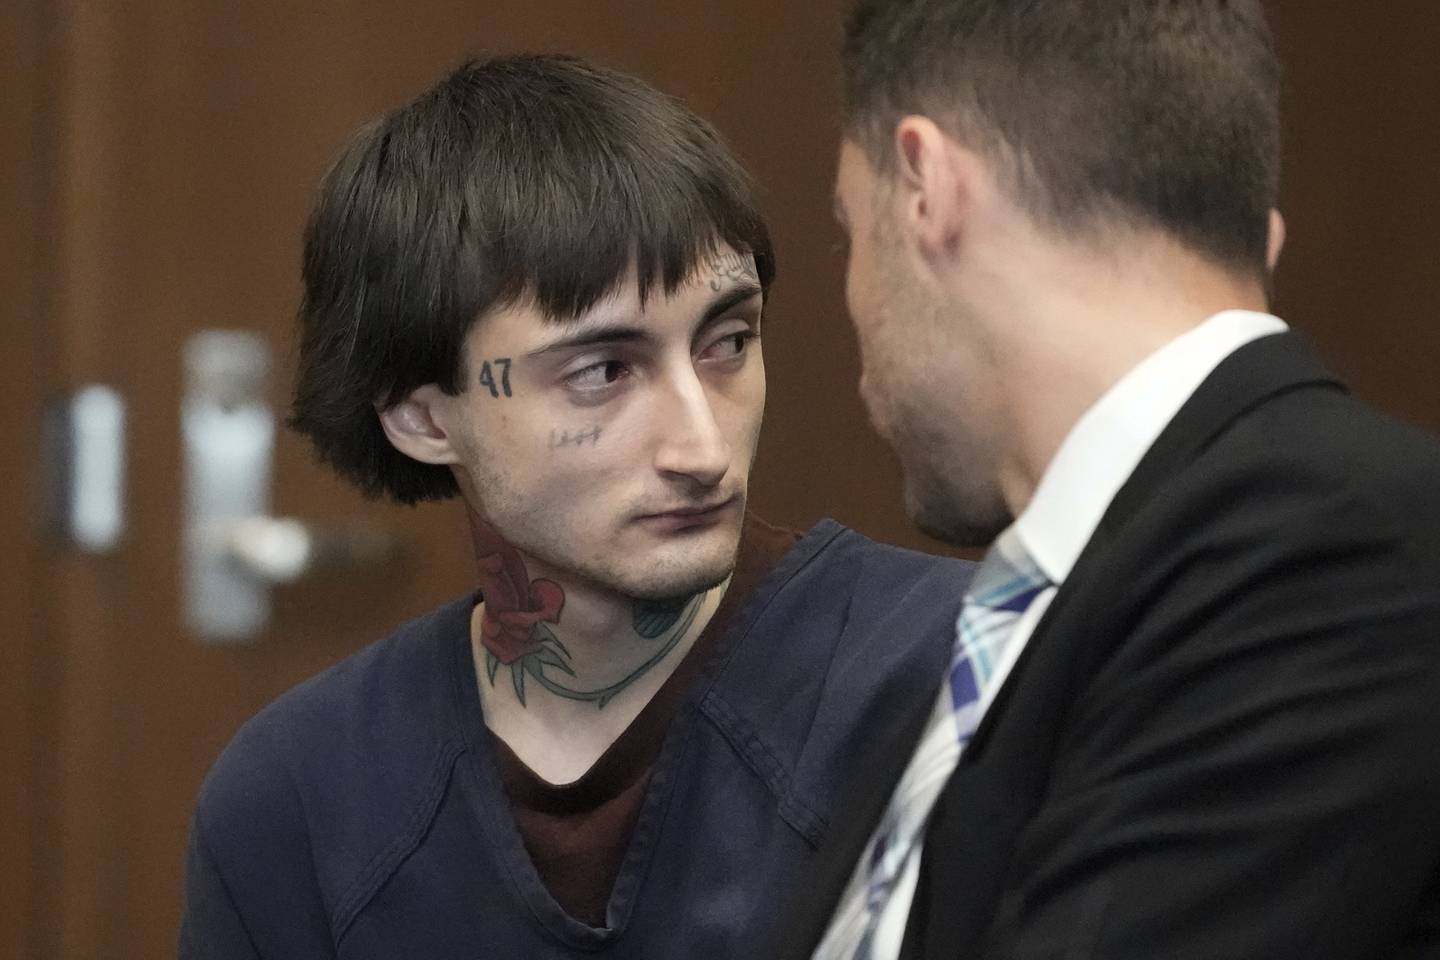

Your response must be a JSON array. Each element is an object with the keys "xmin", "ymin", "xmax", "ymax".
[{"xmin": 854, "ymin": 309, "xmax": 1289, "ymax": 960}]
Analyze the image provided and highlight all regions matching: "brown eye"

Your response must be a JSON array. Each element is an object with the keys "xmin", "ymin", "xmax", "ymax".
[
  {"xmin": 566, "ymin": 359, "xmax": 631, "ymax": 393},
  {"xmin": 703, "ymin": 330, "xmax": 757, "ymax": 361}
]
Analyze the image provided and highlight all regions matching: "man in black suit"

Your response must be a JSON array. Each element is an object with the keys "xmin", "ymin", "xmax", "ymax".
[{"xmin": 790, "ymin": 1, "xmax": 1440, "ymax": 957}]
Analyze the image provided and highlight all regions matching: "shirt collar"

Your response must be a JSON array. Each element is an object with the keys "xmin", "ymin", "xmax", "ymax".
[{"xmin": 1013, "ymin": 309, "xmax": 1288, "ymax": 584}]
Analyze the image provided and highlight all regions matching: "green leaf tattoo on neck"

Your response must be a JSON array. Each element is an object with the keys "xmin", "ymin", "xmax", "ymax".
[
  {"xmin": 483, "ymin": 592, "xmax": 706, "ymax": 710},
  {"xmin": 633, "ymin": 596, "xmax": 691, "ymax": 638}
]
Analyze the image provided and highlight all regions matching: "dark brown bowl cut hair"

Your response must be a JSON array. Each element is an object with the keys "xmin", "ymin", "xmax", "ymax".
[
  {"xmin": 290, "ymin": 54, "xmax": 775, "ymax": 505},
  {"xmin": 842, "ymin": 0, "xmax": 1281, "ymax": 278}
]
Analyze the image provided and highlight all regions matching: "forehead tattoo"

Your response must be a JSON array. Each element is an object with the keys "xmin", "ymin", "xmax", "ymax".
[{"xmin": 706, "ymin": 251, "xmax": 759, "ymax": 292}]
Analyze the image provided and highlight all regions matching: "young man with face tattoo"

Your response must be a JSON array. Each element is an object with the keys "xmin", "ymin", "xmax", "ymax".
[{"xmin": 178, "ymin": 56, "xmax": 975, "ymax": 959}]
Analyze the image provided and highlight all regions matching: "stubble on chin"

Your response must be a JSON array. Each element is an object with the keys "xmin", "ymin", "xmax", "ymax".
[
  {"xmin": 624, "ymin": 508, "xmax": 746, "ymax": 600},
  {"xmin": 888, "ymin": 403, "xmax": 1011, "ymax": 549},
  {"xmin": 907, "ymin": 477, "xmax": 1009, "ymax": 548},
  {"xmin": 523, "ymin": 501, "xmax": 742, "ymax": 603},
  {"xmin": 628, "ymin": 557, "xmax": 734, "ymax": 603}
]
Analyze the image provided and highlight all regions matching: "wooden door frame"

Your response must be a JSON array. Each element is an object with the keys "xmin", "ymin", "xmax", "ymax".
[
  {"xmin": 2, "ymin": 3, "xmax": 150, "ymax": 954},
  {"xmin": 1, "ymin": 1, "xmax": 61, "ymax": 956}
]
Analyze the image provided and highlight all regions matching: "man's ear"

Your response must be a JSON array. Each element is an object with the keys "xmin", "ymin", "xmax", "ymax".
[
  {"xmin": 377, "ymin": 384, "xmax": 462, "ymax": 465},
  {"xmin": 893, "ymin": 116, "xmax": 975, "ymax": 264},
  {"xmin": 1266, "ymin": 208, "xmax": 1287, "ymax": 273}
]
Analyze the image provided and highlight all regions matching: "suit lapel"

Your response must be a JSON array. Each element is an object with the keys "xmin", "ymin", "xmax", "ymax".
[
  {"xmin": 968, "ymin": 331, "xmax": 1343, "ymax": 758},
  {"xmin": 900, "ymin": 332, "xmax": 1345, "ymax": 958},
  {"xmin": 781, "ymin": 333, "xmax": 1343, "ymax": 960},
  {"xmin": 1094, "ymin": 331, "xmax": 1343, "ymax": 546}
]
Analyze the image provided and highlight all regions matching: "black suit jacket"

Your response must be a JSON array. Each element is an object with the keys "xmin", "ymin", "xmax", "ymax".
[{"xmin": 781, "ymin": 334, "xmax": 1440, "ymax": 959}]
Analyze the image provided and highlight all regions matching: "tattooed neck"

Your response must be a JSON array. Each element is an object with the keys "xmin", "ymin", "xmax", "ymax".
[
  {"xmin": 466, "ymin": 509, "xmax": 714, "ymax": 711},
  {"xmin": 467, "ymin": 511, "xmax": 567, "ymax": 688},
  {"xmin": 482, "ymin": 592, "xmax": 706, "ymax": 710}
]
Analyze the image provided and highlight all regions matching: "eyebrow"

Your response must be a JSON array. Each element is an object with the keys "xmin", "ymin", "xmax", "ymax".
[
  {"xmin": 525, "ymin": 324, "xmax": 653, "ymax": 358},
  {"xmin": 701, "ymin": 282, "xmax": 764, "ymax": 327},
  {"xmin": 526, "ymin": 282, "xmax": 764, "ymax": 358}
]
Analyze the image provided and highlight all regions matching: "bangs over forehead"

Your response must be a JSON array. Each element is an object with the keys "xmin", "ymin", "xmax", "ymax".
[{"xmin": 458, "ymin": 60, "xmax": 776, "ymax": 323}]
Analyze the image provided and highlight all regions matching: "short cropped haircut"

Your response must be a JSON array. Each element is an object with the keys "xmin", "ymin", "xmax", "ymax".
[
  {"xmin": 843, "ymin": 0, "xmax": 1280, "ymax": 275},
  {"xmin": 290, "ymin": 55, "xmax": 775, "ymax": 504}
]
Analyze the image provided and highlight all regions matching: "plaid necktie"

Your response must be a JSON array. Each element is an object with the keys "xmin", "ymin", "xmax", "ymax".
[{"xmin": 815, "ymin": 528, "xmax": 1050, "ymax": 960}]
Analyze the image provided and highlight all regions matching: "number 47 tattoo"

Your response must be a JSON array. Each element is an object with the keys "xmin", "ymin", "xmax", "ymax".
[{"xmin": 478, "ymin": 358, "xmax": 513, "ymax": 398}]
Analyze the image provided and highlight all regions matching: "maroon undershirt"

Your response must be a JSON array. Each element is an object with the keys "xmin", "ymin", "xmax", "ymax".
[{"xmin": 490, "ymin": 513, "xmax": 801, "ymax": 925}]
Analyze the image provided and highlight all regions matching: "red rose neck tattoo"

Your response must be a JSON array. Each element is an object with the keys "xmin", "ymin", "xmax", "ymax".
[
  {"xmin": 470, "ymin": 517, "xmax": 566, "ymax": 665},
  {"xmin": 467, "ymin": 510, "xmax": 704, "ymax": 710}
]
